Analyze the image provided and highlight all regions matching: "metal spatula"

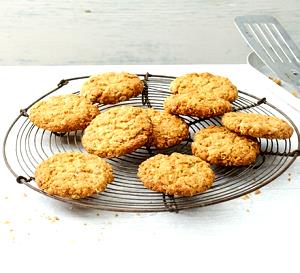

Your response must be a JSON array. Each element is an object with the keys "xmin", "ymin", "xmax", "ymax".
[{"xmin": 235, "ymin": 15, "xmax": 300, "ymax": 96}]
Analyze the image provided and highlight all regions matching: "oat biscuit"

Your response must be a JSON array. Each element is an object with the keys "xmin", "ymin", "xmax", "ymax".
[
  {"xmin": 164, "ymin": 93, "xmax": 232, "ymax": 118},
  {"xmin": 222, "ymin": 112, "xmax": 294, "ymax": 139},
  {"xmin": 170, "ymin": 73, "xmax": 238, "ymax": 102},
  {"xmin": 80, "ymin": 72, "xmax": 144, "ymax": 104},
  {"xmin": 192, "ymin": 126, "xmax": 260, "ymax": 166},
  {"xmin": 144, "ymin": 108, "xmax": 189, "ymax": 149},
  {"xmin": 35, "ymin": 152, "xmax": 113, "ymax": 199},
  {"xmin": 82, "ymin": 106, "xmax": 152, "ymax": 158},
  {"xmin": 138, "ymin": 153, "xmax": 215, "ymax": 196},
  {"xmin": 29, "ymin": 94, "xmax": 100, "ymax": 132}
]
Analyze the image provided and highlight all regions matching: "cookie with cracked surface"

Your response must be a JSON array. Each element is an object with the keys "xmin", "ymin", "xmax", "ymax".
[
  {"xmin": 170, "ymin": 72, "xmax": 238, "ymax": 102},
  {"xmin": 164, "ymin": 93, "xmax": 232, "ymax": 118},
  {"xmin": 144, "ymin": 108, "xmax": 189, "ymax": 149},
  {"xmin": 82, "ymin": 106, "xmax": 152, "ymax": 158},
  {"xmin": 35, "ymin": 152, "xmax": 113, "ymax": 199},
  {"xmin": 192, "ymin": 126, "xmax": 260, "ymax": 166},
  {"xmin": 80, "ymin": 72, "xmax": 144, "ymax": 104},
  {"xmin": 137, "ymin": 153, "xmax": 215, "ymax": 196},
  {"xmin": 222, "ymin": 112, "xmax": 294, "ymax": 139},
  {"xmin": 29, "ymin": 94, "xmax": 100, "ymax": 132}
]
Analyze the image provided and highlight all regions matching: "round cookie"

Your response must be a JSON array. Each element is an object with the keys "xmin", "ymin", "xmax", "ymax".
[
  {"xmin": 192, "ymin": 126, "xmax": 260, "ymax": 166},
  {"xmin": 29, "ymin": 94, "xmax": 100, "ymax": 132},
  {"xmin": 35, "ymin": 152, "xmax": 113, "ymax": 199},
  {"xmin": 170, "ymin": 72, "xmax": 238, "ymax": 102},
  {"xmin": 138, "ymin": 153, "xmax": 215, "ymax": 197},
  {"xmin": 164, "ymin": 93, "xmax": 232, "ymax": 118},
  {"xmin": 222, "ymin": 112, "xmax": 294, "ymax": 139},
  {"xmin": 144, "ymin": 108, "xmax": 189, "ymax": 149},
  {"xmin": 82, "ymin": 106, "xmax": 152, "ymax": 158},
  {"xmin": 80, "ymin": 72, "xmax": 144, "ymax": 104}
]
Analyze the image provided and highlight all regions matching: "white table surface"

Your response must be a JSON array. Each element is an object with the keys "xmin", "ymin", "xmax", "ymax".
[{"xmin": 1, "ymin": 65, "xmax": 300, "ymax": 273}]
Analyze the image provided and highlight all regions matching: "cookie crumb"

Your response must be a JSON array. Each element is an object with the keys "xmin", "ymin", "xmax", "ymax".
[
  {"xmin": 96, "ymin": 212, "xmax": 100, "ymax": 216},
  {"xmin": 288, "ymin": 178, "xmax": 291, "ymax": 182},
  {"xmin": 291, "ymin": 90, "xmax": 298, "ymax": 97},
  {"xmin": 47, "ymin": 216, "xmax": 60, "ymax": 223},
  {"xmin": 84, "ymin": 9, "xmax": 92, "ymax": 13},
  {"xmin": 3, "ymin": 220, "xmax": 11, "ymax": 224},
  {"xmin": 246, "ymin": 209, "xmax": 250, "ymax": 212},
  {"xmin": 83, "ymin": 223, "xmax": 87, "ymax": 226},
  {"xmin": 268, "ymin": 76, "xmax": 281, "ymax": 85},
  {"xmin": 255, "ymin": 189, "xmax": 261, "ymax": 195},
  {"xmin": 242, "ymin": 194, "xmax": 250, "ymax": 200},
  {"xmin": 23, "ymin": 193, "xmax": 27, "ymax": 197},
  {"xmin": 115, "ymin": 213, "xmax": 119, "ymax": 217}
]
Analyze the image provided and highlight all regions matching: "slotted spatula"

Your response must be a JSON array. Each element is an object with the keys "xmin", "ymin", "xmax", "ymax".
[{"xmin": 235, "ymin": 15, "xmax": 300, "ymax": 96}]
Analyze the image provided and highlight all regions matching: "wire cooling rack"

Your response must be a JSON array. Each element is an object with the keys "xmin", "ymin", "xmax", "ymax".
[{"xmin": 3, "ymin": 73, "xmax": 300, "ymax": 212}]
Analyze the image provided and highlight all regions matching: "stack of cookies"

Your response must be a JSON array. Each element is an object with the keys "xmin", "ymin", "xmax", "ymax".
[{"xmin": 29, "ymin": 72, "xmax": 294, "ymax": 200}]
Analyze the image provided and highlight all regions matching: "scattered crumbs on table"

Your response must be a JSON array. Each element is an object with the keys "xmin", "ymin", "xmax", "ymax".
[
  {"xmin": 136, "ymin": 213, "xmax": 140, "ymax": 216},
  {"xmin": 242, "ymin": 194, "xmax": 250, "ymax": 200},
  {"xmin": 254, "ymin": 189, "xmax": 261, "ymax": 195},
  {"xmin": 84, "ymin": 9, "xmax": 92, "ymax": 13},
  {"xmin": 288, "ymin": 173, "xmax": 291, "ymax": 176},
  {"xmin": 27, "ymin": 218, "xmax": 32, "ymax": 222},
  {"xmin": 47, "ymin": 216, "xmax": 60, "ymax": 223},
  {"xmin": 4, "ymin": 196, "xmax": 8, "ymax": 200},
  {"xmin": 27, "ymin": 233, "xmax": 31, "ymax": 236},
  {"xmin": 3, "ymin": 220, "xmax": 11, "ymax": 224},
  {"xmin": 107, "ymin": 221, "xmax": 112, "ymax": 225},
  {"xmin": 291, "ymin": 90, "xmax": 298, "ymax": 97},
  {"xmin": 288, "ymin": 178, "xmax": 291, "ymax": 182},
  {"xmin": 23, "ymin": 193, "xmax": 27, "ymax": 197},
  {"xmin": 246, "ymin": 209, "xmax": 250, "ymax": 213},
  {"xmin": 115, "ymin": 213, "xmax": 119, "ymax": 217},
  {"xmin": 83, "ymin": 223, "xmax": 87, "ymax": 226},
  {"xmin": 268, "ymin": 76, "xmax": 281, "ymax": 85},
  {"xmin": 96, "ymin": 212, "xmax": 100, "ymax": 216}
]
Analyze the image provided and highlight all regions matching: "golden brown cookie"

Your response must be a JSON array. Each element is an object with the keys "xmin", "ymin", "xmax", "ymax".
[
  {"xmin": 80, "ymin": 72, "xmax": 144, "ymax": 104},
  {"xmin": 222, "ymin": 112, "xmax": 294, "ymax": 139},
  {"xmin": 192, "ymin": 126, "xmax": 260, "ymax": 166},
  {"xmin": 138, "ymin": 153, "xmax": 215, "ymax": 196},
  {"xmin": 144, "ymin": 108, "xmax": 189, "ymax": 149},
  {"xmin": 35, "ymin": 152, "xmax": 113, "ymax": 199},
  {"xmin": 170, "ymin": 72, "xmax": 238, "ymax": 102},
  {"xmin": 82, "ymin": 106, "xmax": 152, "ymax": 158},
  {"xmin": 164, "ymin": 93, "xmax": 232, "ymax": 118},
  {"xmin": 29, "ymin": 94, "xmax": 100, "ymax": 132}
]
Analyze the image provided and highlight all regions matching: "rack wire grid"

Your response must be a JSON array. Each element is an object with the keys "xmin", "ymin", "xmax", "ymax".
[{"xmin": 3, "ymin": 73, "xmax": 300, "ymax": 212}]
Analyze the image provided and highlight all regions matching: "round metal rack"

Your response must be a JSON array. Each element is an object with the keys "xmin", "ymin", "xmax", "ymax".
[{"xmin": 3, "ymin": 73, "xmax": 300, "ymax": 212}]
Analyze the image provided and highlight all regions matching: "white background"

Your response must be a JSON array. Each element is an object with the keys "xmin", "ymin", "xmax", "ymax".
[{"xmin": 0, "ymin": 0, "xmax": 300, "ymax": 65}]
